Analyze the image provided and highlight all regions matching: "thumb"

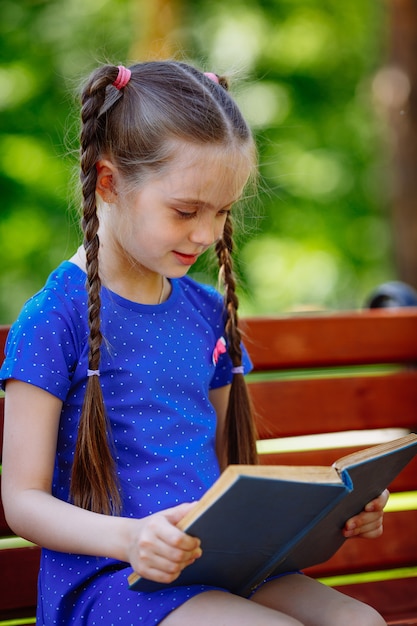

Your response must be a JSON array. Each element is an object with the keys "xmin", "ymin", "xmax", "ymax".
[{"xmin": 163, "ymin": 501, "xmax": 199, "ymax": 527}]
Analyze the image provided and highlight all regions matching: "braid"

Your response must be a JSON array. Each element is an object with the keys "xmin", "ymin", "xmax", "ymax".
[
  {"xmin": 216, "ymin": 215, "xmax": 258, "ymax": 465},
  {"xmin": 217, "ymin": 217, "xmax": 241, "ymax": 364},
  {"xmin": 69, "ymin": 59, "xmax": 256, "ymax": 509},
  {"xmin": 70, "ymin": 66, "xmax": 122, "ymax": 515}
]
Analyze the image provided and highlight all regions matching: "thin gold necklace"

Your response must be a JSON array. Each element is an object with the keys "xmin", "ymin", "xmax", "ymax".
[{"xmin": 158, "ymin": 276, "xmax": 166, "ymax": 304}]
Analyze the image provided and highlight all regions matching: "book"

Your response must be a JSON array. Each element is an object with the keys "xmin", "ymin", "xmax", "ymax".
[{"xmin": 128, "ymin": 432, "xmax": 417, "ymax": 597}]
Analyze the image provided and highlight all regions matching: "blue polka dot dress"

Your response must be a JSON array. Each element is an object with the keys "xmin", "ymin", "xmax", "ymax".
[{"xmin": 0, "ymin": 262, "xmax": 252, "ymax": 625}]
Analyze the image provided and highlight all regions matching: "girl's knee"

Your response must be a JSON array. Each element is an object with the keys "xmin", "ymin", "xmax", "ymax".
[{"xmin": 336, "ymin": 602, "xmax": 386, "ymax": 626}]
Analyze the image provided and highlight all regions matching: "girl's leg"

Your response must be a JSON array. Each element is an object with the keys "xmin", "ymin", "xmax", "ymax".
[
  {"xmin": 161, "ymin": 589, "xmax": 303, "ymax": 626},
  {"xmin": 251, "ymin": 573, "xmax": 387, "ymax": 626}
]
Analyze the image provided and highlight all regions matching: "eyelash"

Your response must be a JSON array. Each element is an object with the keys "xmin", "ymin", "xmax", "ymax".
[
  {"xmin": 175, "ymin": 209, "xmax": 231, "ymax": 220},
  {"xmin": 176, "ymin": 210, "xmax": 197, "ymax": 220}
]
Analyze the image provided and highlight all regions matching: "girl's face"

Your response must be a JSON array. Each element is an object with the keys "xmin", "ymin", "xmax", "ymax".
[{"xmin": 97, "ymin": 142, "xmax": 252, "ymax": 282}]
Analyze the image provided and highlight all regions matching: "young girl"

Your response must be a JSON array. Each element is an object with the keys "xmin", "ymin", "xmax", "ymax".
[{"xmin": 1, "ymin": 61, "xmax": 388, "ymax": 626}]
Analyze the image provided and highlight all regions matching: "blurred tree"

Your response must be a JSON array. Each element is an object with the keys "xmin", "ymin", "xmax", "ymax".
[
  {"xmin": 0, "ymin": 0, "xmax": 136, "ymax": 322},
  {"xmin": 183, "ymin": 0, "xmax": 392, "ymax": 313},
  {"xmin": 130, "ymin": 0, "xmax": 183, "ymax": 60},
  {"xmin": 0, "ymin": 0, "xmax": 399, "ymax": 321},
  {"xmin": 379, "ymin": 0, "xmax": 417, "ymax": 291}
]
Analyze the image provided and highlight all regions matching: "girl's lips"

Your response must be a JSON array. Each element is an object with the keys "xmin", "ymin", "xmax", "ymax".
[{"xmin": 173, "ymin": 251, "xmax": 199, "ymax": 266}]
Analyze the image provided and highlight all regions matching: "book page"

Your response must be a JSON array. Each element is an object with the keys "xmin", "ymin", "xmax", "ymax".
[{"xmin": 177, "ymin": 464, "xmax": 341, "ymax": 531}]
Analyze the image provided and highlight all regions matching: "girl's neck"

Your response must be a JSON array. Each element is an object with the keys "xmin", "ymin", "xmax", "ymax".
[{"xmin": 69, "ymin": 246, "xmax": 170, "ymax": 305}]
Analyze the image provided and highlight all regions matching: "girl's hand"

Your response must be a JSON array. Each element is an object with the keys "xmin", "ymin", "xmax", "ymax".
[
  {"xmin": 128, "ymin": 502, "xmax": 202, "ymax": 583},
  {"xmin": 343, "ymin": 489, "xmax": 389, "ymax": 539}
]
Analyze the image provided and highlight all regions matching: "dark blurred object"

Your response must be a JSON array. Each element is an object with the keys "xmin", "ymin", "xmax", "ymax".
[{"xmin": 366, "ymin": 281, "xmax": 417, "ymax": 309}]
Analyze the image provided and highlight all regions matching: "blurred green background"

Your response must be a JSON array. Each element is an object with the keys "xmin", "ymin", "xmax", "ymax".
[{"xmin": 0, "ymin": 0, "xmax": 412, "ymax": 322}]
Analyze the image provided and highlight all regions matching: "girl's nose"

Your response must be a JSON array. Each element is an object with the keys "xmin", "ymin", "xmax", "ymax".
[{"xmin": 189, "ymin": 215, "xmax": 220, "ymax": 247}]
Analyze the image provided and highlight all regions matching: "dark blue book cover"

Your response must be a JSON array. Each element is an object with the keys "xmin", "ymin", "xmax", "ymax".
[{"xmin": 128, "ymin": 433, "xmax": 417, "ymax": 596}]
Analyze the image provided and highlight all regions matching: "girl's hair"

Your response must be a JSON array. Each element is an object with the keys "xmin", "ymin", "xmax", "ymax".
[{"xmin": 70, "ymin": 61, "xmax": 258, "ymax": 515}]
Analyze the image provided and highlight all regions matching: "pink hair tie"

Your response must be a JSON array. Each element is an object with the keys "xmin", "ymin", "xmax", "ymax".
[
  {"xmin": 204, "ymin": 72, "xmax": 220, "ymax": 85},
  {"xmin": 113, "ymin": 65, "xmax": 131, "ymax": 90}
]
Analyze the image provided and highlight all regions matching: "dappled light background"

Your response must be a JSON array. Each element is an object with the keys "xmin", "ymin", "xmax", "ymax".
[{"xmin": 0, "ymin": 0, "xmax": 393, "ymax": 321}]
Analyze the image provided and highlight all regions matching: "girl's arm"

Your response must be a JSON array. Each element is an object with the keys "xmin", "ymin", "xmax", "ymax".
[
  {"xmin": 209, "ymin": 384, "xmax": 231, "ymax": 472},
  {"xmin": 2, "ymin": 380, "xmax": 201, "ymax": 583}
]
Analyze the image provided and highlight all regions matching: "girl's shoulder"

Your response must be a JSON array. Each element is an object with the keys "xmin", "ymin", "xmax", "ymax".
[
  {"xmin": 10, "ymin": 261, "xmax": 87, "ymax": 337},
  {"xmin": 41, "ymin": 260, "xmax": 86, "ymax": 297},
  {"xmin": 177, "ymin": 275, "xmax": 224, "ymax": 311},
  {"xmin": 1, "ymin": 263, "xmax": 88, "ymax": 394}
]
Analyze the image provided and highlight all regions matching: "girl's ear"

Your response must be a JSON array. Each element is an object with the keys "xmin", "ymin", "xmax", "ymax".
[{"xmin": 96, "ymin": 159, "xmax": 118, "ymax": 202}]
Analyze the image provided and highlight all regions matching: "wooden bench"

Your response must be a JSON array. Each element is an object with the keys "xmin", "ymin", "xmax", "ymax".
[{"xmin": 1, "ymin": 307, "xmax": 417, "ymax": 625}]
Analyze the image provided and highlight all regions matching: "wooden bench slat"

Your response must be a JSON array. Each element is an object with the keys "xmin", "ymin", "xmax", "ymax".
[
  {"xmin": 0, "ymin": 505, "xmax": 10, "ymax": 536},
  {"xmin": 0, "ymin": 476, "xmax": 12, "ymax": 536},
  {"xmin": 2, "ymin": 310, "xmax": 417, "ymax": 622},
  {"xmin": 332, "ymin": 577, "xmax": 417, "ymax": 624},
  {"xmin": 0, "ymin": 545, "xmax": 40, "ymax": 613},
  {"xmin": 0, "ymin": 612, "xmax": 36, "ymax": 624},
  {"xmin": 304, "ymin": 510, "xmax": 417, "ymax": 577},
  {"xmin": 242, "ymin": 309, "xmax": 417, "ymax": 370},
  {"xmin": 251, "ymin": 371, "xmax": 417, "ymax": 439}
]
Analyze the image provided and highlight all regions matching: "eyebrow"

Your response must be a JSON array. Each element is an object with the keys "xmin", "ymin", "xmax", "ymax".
[{"xmin": 170, "ymin": 197, "xmax": 239, "ymax": 210}]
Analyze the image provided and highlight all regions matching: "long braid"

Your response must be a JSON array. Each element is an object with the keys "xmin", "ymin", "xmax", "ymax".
[
  {"xmin": 69, "ymin": 60, "xmax": 256, "ymax": 511},
  {"xmin": 70, "ymin": 66, "xmax": 122, "ymax": 515},
  {"xmin": 216, "ymin": 215, "xmax": 258, "ymax": 465}
]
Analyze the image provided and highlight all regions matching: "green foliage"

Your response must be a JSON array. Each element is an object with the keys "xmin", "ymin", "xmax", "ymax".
[
  {"xmin": 186, "ymin": 0, "xmax": 393, "ymax": 313},
  {"xmin": 0, "ymin": 0, "xmax": 392, "ymax": 321},
  {"xmin": 0, "ymin": 0, "xmax": 137, "ymax": 322}
]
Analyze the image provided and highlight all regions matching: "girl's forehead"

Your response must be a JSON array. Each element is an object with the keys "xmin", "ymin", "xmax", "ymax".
[{"xmin": 162, "ymin": 141, "xmax": 253, "ymax": 196}]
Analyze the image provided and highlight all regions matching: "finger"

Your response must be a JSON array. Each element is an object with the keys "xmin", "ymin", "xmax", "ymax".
[
  {"xmin": 137, "ymin": 515, "xmax": 201, "ymax": 563},
  {"xmin": 163, "ymin": 501, "xmax": 199, "ymax": 526},
  {"xmin": 160, "ymin": 505, "xmax": 202, "ymax": 550},
  {"xmin": 345, "ymin": 508, "xmax": 381, "ymax": 530},
  {"xmin": 364, "ymin": 489, "xmax": 390, "ymax": 512},
  {"xmin": 134, "ymin": 554, "xmax": 185, "ymax": 583},
  {"xmin": 133, "ymin": 538, "xmax": 202, "ymax": 582},
  {"xmin": 141, "ymin": 521, "xmax": 201, "ymax": 562},
  {"xmin": 158, "ymin": 522, "xmax": 201, "ymax": 554},
  {"xmin": 343, "ymin": 514, "xmax": 384, "ymax": 538},
  {"xmin": 145, "ymin": 509, "xmax": 200, "ymax": 550},
  {"xmin": 347, "ymin": 522, "xmax": 384, "ymax": 539}
]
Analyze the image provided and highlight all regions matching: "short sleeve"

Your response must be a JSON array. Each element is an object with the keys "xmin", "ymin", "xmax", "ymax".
[
  {"xmin": 209, "ymin": 341, "xmax": 253, "ymax": 389},
  {"xmin": 0, "ymin": 290, "xmax": 83, "ymax": 400}
]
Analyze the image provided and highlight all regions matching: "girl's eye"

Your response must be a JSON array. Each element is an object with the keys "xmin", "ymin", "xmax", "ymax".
[
  {"xmin": 173, "ymin": 207, "xmax": 231, "ymax": 219},
  {"xmin": 176, "ymin": 210, "xmax": 197, "ymax": 220}
]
